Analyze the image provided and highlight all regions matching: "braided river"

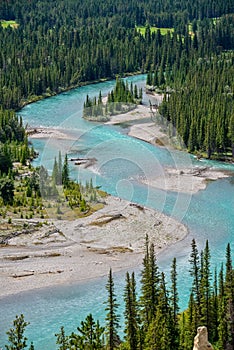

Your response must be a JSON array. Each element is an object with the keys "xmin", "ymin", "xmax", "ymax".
[{"xmin": 0, "ymin": 75, "xmax": 233, "ymax": 348}]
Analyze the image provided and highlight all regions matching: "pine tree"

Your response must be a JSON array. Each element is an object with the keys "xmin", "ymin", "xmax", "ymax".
[
  {"xmin": 58, "ymin": 151, "xmax": 63, "ymax": 185},
  {"xmin": 76, "ymin": 314, "xmax": 105, "ymax": 349},
  {"xmin": 189, "ymin": 238, "xmax": 201, "ymax": 325},
  {"xmin": 52, "ymin": 157, "xmax": 59, "ymax": 185},
  {"xmin": 62, "ymin": 153, "xmax": 70, "ymax": 188},
  {"xmin": 5, "ymin": 314, "xmax": 30, "ymax": 350},
  {"xmin": 210, "ymin": 268, "xmax": 219, "ymax": 342},
  {"xmin": 145, "ymin": 273, "xmax": 173, "ymax": 350},
  {"xmin": 105, "ymin": 269, "xmax": 120, "ymax": 350},
  {"xmin": 140, "ymin": 235, "xmax": 160, "ymax": 328},
  {"xmin": 224, "ymin": 243, "xmax": 234, "ymax": 349},
  {"xmin": 98, "ymin": 91, "xmax": 103, "ymax": 105},
  {"xmin": 170, "ymin": 257, "xmax": 179, "ymax": 349},
  {"xmin": 181, "ymin": 293, "xmax": 197, "ymax": 350},
  {"xmin": 200, "ymin": 240, "xmax": 212, "ymax": 329},
  {"xmin": 124, "ymin": 272, "xmax": 139, "ymax": 350},
  {"xmin": 0, "ymin": 176, "xmax": 14, "ymax": 205},
  {"xmin": 55, "ymin": 326, "xmax": 69, "ymax": 350}
]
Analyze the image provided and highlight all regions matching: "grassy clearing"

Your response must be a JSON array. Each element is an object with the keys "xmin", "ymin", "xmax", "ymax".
[
  {"xmin": 136, "ymin": 26, "xmax": 174, "ymax": 36},
  {"xmin": 1, "ymin": 20, "xmax": 19, "ymax": 29}
]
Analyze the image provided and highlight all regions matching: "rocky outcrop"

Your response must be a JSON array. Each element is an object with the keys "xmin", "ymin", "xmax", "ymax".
[{"xmin": 193, "ymin": 326, "xmax": 214, "ymax": 350}]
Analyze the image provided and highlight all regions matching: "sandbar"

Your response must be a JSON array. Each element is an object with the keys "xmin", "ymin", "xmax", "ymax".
[{"xmin": 0, "ymin": 196, "xmax": 187, "ymax": 298}]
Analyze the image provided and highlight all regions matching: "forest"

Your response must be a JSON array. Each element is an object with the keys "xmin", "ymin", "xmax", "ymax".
[
  {"xmin": 0, "ymin": 0, "xmax": 234, "ymax": 348},
  {"xmin": 3, "ymin": 239, "xmax": 234, "ymax": 350},
  {"xmin": 0, "ymin": 0, "xmax": 233, "ymax": 163}
]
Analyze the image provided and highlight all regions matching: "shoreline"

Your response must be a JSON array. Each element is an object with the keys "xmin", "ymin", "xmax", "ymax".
[
  {"xmin": 0, "ymin": 196, "xmax": 188, "ymax": 299},
  {"xmin": 18, "ymin": 72, "xmax": 144, "ymax": 110}
]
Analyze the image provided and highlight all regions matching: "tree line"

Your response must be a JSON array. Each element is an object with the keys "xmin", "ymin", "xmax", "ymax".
[{"xmin": 3, "ymin": 238, "xmax": 233, "ymax": 349}]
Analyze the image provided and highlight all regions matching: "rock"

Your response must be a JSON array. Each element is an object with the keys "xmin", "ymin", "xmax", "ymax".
[{"xmin": 193, "ymin": 326, "xmax": 214, "ymax": 350}]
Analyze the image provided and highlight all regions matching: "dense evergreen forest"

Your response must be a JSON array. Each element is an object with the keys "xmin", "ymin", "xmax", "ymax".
[
  {"xmin": 4, "ymin": 239, "xmax": 234, "ymax": 350},
  {"xmin": 0, "ymin": 0, "xmax": 233, "ymax": 161}
]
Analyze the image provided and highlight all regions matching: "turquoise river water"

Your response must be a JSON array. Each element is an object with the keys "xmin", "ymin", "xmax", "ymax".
[{"xmin": 0, "ymin": 75, "xmax": 233, "ymax": 348}]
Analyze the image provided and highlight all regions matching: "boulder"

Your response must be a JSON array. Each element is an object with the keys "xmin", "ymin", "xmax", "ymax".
[{"xmin": 193, "ymin": 326, "xmax": 214, "ymax": 350}]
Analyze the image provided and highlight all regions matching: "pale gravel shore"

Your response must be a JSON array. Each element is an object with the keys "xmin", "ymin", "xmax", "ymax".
[
  {"xmin": 105, "ymin": 104, "xmax": 151, "ymax": 125},
  {"xmin": 139, "ymin": 167, "xmax": 230, "ymax": 194},
  {"xmin": 0, "ymin": 196, "xmax": 187, "ymax": 298},
  {"xmin": 128, "ymin": 121, "xmax": 169, "ymax": 145},
  {"xmin": 27, "ymin": 127, "xmax": 78, "ymax": 140}
]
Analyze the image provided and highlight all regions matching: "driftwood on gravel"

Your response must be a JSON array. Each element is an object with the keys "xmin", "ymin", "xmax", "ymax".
[{"xmin": 89, "ymin": 213, "xmax": 125, "ymax": 226}]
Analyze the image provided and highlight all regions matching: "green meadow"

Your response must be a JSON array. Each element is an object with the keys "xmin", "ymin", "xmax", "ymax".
[
  {"xmin": 1, "ymin": 20, "xmax": 19, "ymax": 28},
  {"xmin": 136, "ymin": 25, "xmax": 174, "ymax": 36}
]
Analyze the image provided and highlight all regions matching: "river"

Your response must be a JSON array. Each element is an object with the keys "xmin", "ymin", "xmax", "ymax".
[{"xmin": 0, "ymin": 75, "xmax": 233, "ymax": 348}]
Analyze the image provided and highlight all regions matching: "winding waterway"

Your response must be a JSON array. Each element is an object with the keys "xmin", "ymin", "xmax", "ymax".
[{"xmin": 0, "ymin": 75, "xmax": 233, "ymax": 348}]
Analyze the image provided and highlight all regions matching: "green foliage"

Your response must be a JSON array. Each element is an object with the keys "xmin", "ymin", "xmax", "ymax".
[
  {"xmin": 0, "ymin": 176, "xmax": 14, "ymax": 205},
  {"xmin": 0, "ymin": 20, "xmax": 18, "ymax": 28},
  {"xmin": 55, "ymin": 326, "xmax": 69, "ymax": 350},
  {"xmin": 105, "ymin": 268, "xmax": 120, "ymax": 350},
  {"xmin": 56, "ymin": 318, "xmax": 105, "ymax": 349},
  {"xmin": 136, "ymin": 25, "xmax": 174, "ymax": 36},
  {"xmin": 140, "ymin": 235, "xmax": 160, "ymax": 329},
  {"xmin": 76, "ymin": 314, "xmax": 105, "ymax": 349},
  {"xmin": 123, "ymin": 272, "xmax": 139, "ymax": 350},
  {"xmin": 0, "ymin": 109, "xmax": 25, "ymax": 144},
  {"xmin": 5, "ymin": 314, "xmax": 32, "ymax": 350},
  {"xmin": 62, "ymin": 154, "xmax": 70, "ymax": 188},
  {"xmin": 83, "ymin": 78, "xmax": 142, "ymax": 121},
  {"xmin": 0, "ymin": 148, "xmax": 12, "ymax": 175}
]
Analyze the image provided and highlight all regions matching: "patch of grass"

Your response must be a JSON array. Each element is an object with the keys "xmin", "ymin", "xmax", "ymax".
[
  {"xmin": 1, "ymin": 20, "xmax": 19, "ymax": 29},
  {"xmin": 188, "ymin": 23, "xmax": 194, "ymax": 37},
  {"xmin": 136, "ymin": 26, "xmax": 174, "ymax": 36}
]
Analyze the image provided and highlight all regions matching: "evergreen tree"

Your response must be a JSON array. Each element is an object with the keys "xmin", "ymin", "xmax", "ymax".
[
  {"xmin": 76, "ymin": 314, "xmax": 105, "ymax": 349},
  {"xmin": 52, "ymin": 157, "xmax": 59, "ymax": 185},
  {"xmin": 140, "ymin": 235, "xmax": 160, "ymax": 328},
  {"xmin": 189, "ymin": 238, "xmax": 201, "ymax": 325},
  {"xmin": 58, "ymin": 151, "xmax": 63, "ymax": 186},
  {"xmin": 0, "ymin": 148, "xmax": 12, "ymax": 175},
  {"xmin": 170, "ymin": 257, "xmax": 179, "ymax": 349},
  {"xmin": 5, "ymin": 314, "xmax": 31, "ymax": 350},
  {"xmin": 62, "ymin": 153, "xmax": 70, "ymax": 188},
  {"xmin": 105, "ymin": 269, "xmax": 120, "ymax": 350},
  {"xmin": 55, "ymin": 326, "xmax": 69, "ymax": 350},
  {"xmin": 0, "ymin": 176, "xmax": 14, "ymax": 205},
  {"xmin": 224, "ymin": 243, "xmax": 234, "ymax": 349},
  {"xmin": 145, "ymin": 273, "xmax": 173, "ymax": 350},
  {"xmin": 123, "ymin": 272, "xmax": 139, "ymax": 350},
  {"xmin": 200, "ymin": 240, "xmax": 212, "ymax": 329},
  {"xmin": 210, "ymin": 268, "xmax": 219, "ymax": 342}
]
